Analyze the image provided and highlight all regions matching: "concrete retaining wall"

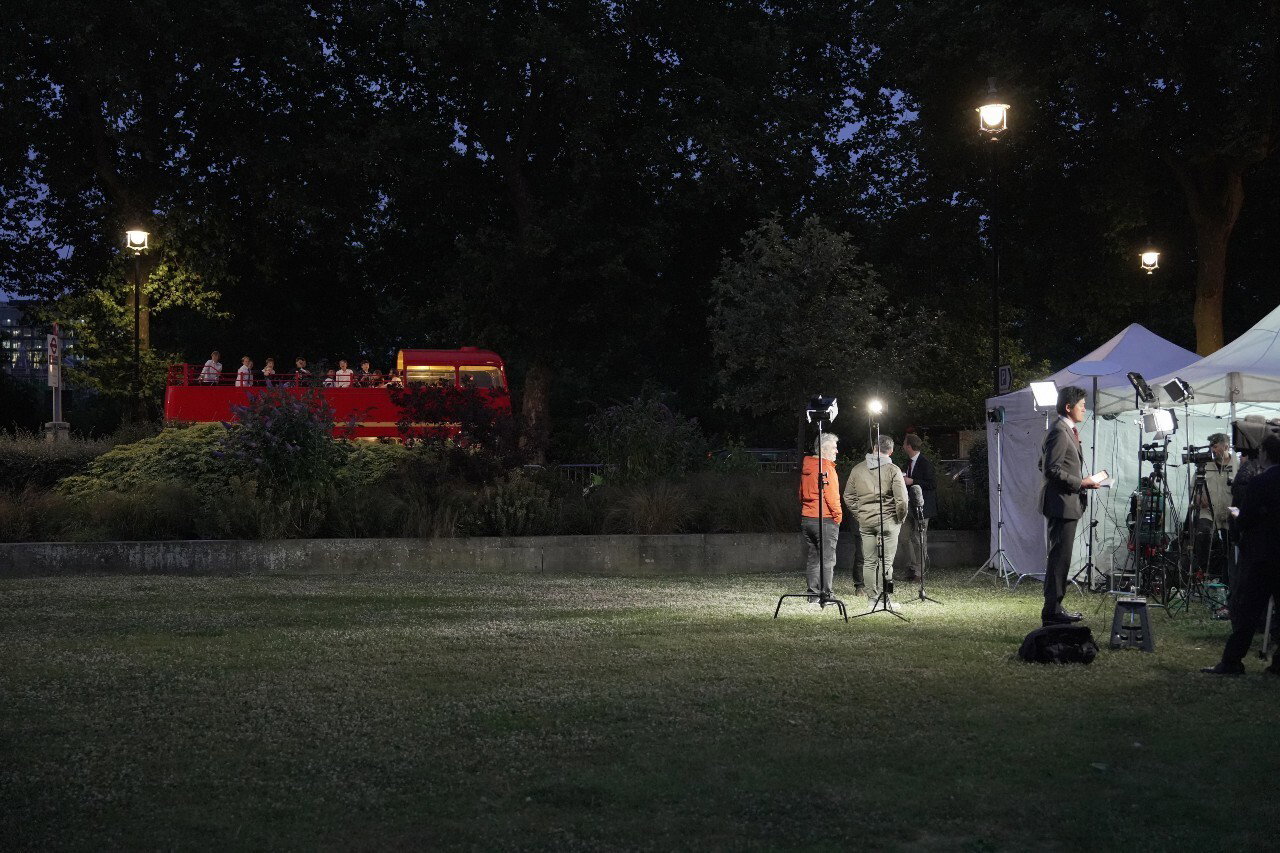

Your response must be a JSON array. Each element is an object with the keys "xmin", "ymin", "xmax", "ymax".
[{"xmin": 0, "ymin": 531, "xmax": 985, "ymax": 579}]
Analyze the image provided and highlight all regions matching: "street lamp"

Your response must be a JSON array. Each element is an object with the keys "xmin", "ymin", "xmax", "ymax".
[
  {"xmin": 977, "ymin": 77, "xmax": 1009, "ymax": 398},
  {"xmin": 1139, "ymin": 245, "xmax": 1160, "ymax": 274},
  {"xmin": 124, "ymin": 228, "xmax": 149, "ymax": 412}
]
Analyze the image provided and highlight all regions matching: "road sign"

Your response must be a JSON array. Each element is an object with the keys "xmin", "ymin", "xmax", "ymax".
[
  {"xmin": 998, "ymin": 364, "xmax": 1012, "ymax": 395},
  {"xmin": 47, "ymin": 334, "xmax": 60, "ymax": 387}
]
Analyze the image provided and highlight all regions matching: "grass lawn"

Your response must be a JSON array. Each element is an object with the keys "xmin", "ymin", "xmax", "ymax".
[{"xmin": 1, "ymin": 569, "xmax": 1276, "ymax": 851}]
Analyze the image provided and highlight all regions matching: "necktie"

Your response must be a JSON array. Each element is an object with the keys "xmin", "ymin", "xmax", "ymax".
[{"xmin": 1072, "ymin": 427, "xmax": 1080, "ymax": 442}]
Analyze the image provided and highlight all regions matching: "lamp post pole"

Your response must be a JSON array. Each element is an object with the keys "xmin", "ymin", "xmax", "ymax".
[
  {"xmin": 124, "ymin": 229, "xmax": 149, "ymax": 418},
  {"xmin": 990, "ymin": 138, "xmax": 1001, "ymax": 398},
  {"xmin": 133, "ymin": 250, "xmax": 141, "ymax": 403},
  {"xmin": 977, "ymin": 78, "xmax": 1010, "ymax": 398}
]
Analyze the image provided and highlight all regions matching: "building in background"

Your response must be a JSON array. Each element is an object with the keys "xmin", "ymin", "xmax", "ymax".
[{"xmin": 0, "ymin": 299, "xmax": 80, "ymax": 383}]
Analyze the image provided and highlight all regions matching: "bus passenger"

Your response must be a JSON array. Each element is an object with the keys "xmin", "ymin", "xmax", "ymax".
[
  {"xmin": 200, "ymin": 351, "xmax": 222, "ymax": 385},
  {"xmin": 235, "ymin": 356, "xmax": 254, "ymax": 387},
  {"xmin": 335, "ymin": 359, "xmax": 355, "ymax": 388}
]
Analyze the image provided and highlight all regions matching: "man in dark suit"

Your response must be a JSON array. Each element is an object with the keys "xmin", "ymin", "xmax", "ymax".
[
  {"xmin": 900, "ymin": 433, "xmax": 937, "ymax": 582},
  {"xmin": 1040, "ymin": 386, "xmax": 1103, "ymax": 625},
  {"xmin": 1202, "ymin": 435, "xmax": 1280, "ymax": 675}
]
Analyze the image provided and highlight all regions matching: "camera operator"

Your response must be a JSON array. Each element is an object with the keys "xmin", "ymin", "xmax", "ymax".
[
  {"xmin": 1192, "ymin": 433, "xmax": 1234, "ymax": 585},
  {"xmin": 1202, "ymin": 435, "xmax": 1280, "ymax": 676}
]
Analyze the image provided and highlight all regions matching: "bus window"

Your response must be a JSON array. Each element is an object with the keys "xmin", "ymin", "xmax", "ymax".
[
  {"xmin": 459, "ymin": 366, "xmax": 505, "ymax": 390},
  {"xmin": 406, "ymin": 365, "xmax": 456, "ymax": 386}
]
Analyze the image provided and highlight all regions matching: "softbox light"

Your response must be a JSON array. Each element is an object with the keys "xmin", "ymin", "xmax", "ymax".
[{"xmin": 1029, "ymin": 381, "xmax": 1058, "ymax": 409}]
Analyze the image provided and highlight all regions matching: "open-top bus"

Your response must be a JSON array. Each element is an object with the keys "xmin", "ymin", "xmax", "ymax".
[{"xmin": 164, "ymin": 347, "xmax": 510, "ymax": 440}]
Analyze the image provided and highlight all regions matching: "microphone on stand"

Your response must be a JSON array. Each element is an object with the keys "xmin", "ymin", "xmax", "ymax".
[{"xmin": 910, "ymin": 484, "xmax": 924, "ymax": 517}]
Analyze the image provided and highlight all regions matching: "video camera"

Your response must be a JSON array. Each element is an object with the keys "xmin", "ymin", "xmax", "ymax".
[
  {"xmin": 1182, "ymin": 444, "xmax": 1214, "ymax": 466},
  {"xmin": 1139, "ymin": 442, "xmax": 1168, "ymax": 465}
]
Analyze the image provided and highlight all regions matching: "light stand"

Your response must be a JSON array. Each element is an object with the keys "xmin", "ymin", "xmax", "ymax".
[
  {"xmin": 910, "ymin": 491, "xmax": 942, "ymax": 605},
  {"xmin": 775, "ymin": 396, "xmax": 848, "ymax": 622},
  {"xmin": 854, "ymin": 401, "xmax": 908, "ymax": 622},
  {"xmin": 1067, "ymin": 360, "xmax": 1121, "ymax": 593},
  {"xmin": 971, "ymin": 406, "xmax": 1017, "ymax": 586}
]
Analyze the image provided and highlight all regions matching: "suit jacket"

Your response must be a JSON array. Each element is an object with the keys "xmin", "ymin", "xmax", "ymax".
[
  {"xmin": 1040, "ymin": 418, "xmax": 1087, "ymax": 520},
  {"xmin": 1236, "ymin": 463, "xmax": 1280, "ymax": 572},
  {"xmin": 902, "ymin": 453, "xmax": 938, "ymax": 519}
]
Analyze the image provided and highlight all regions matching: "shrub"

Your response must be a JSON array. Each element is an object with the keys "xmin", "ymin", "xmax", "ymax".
[
  {"xmin": 0, "ymin": 432, "xmax": 116, "ymax": 491},
  {"xmin": 78, "ymin": 484, "xmax": 205, "ymax": 541},
  {"xmin": 333, "ymin": 441, "xmax": 410, "ymax": 492},
  {"xmin": 0, "ymin": 487, "xmax": 79, "ymax": 542},
  {"xmin": 684, "ymin": 471, "xmax": 795, "ymax": 533},
  {"xmin": 934, "ymin": 471, "xmax": 989, "ymax": 530},
  {"xmin": 466, "ymin": 471, "xmax": 554, "ymax": 537},
  {"xmin": 57, "ymin": 424, "xmax": 227, "ymax": 498},
  {"xmin": 606, "ymin": 480, "xmax": 692, "ymax": 534},
  {"xmin": 217, "ymin": 387, "xmax": 347, "ymax": 496},
  {"xmin": 213, "ymin": 477, "xmax": 327, "ymax": 540},
  {"xmin": 587, "ymin": 392, "xmax": 705, "ymax": 485}
]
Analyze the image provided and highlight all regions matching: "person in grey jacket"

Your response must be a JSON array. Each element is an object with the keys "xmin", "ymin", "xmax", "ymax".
[
  {"xmin": 1040, "ymin": 386, "xmax": 1102, "ymax": 625},
  {"xmin": 844, "ymin": 434, "xmax": 908, "ymax": 602}
]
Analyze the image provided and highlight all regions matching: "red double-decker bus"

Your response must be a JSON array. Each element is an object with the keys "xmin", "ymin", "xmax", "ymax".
[{"xmin": 164, "ymin": 347, "xmax": 510, "ymax": 440}]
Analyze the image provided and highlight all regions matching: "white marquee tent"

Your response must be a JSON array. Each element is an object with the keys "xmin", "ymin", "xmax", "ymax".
[
  {"xmin": 982, "ymin": 324, "xmax": 1199, "ymax": 584},
  {"xmin": 983, "ymin": 306, "xmax": 1280, "ymax": 587}
]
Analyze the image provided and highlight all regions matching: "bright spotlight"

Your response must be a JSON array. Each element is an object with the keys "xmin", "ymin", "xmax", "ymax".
[
  {"xmin": 867, "ymin": 399, "xmax": 885, "ymax": 416},
  {"xmin": 1029, "ymin": 381, "xmax": 1058, "ymax": 409}
]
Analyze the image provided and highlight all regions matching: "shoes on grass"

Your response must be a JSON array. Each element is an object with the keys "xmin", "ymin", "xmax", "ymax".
[{"xmin": 1200, "ymin": 662, "xmax": 1245, "ymax": 676}]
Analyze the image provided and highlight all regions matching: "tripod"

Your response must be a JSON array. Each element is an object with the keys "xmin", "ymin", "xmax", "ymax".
[
  {"xmin": 909, "ymin": 497, "xmax": 942, "ymax": 605},
  {"xmin": 1173, "ymin": 465, "xmax": 1224, "ymax": 615},
  {"xmin": 971, "ymin": 418, "xmax": 1017, "ymax": 586},
  {"xmin": 853, "ymin": 415, "xmax": 907, "ymax": 622},
  {"xmin": 775, "ymin": 413, "xmax": 848, "ymax": 622}
]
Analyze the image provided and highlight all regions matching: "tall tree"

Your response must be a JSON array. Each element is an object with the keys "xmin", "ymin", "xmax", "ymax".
[{"xmin": 868, "ymin": 0, "xmax": 1280, "ymax": 355}]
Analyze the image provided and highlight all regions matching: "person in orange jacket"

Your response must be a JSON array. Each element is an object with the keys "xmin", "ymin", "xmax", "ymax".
[{"xmin": 799, "ymin": 432, "xmax": 842, "ymax": 603}]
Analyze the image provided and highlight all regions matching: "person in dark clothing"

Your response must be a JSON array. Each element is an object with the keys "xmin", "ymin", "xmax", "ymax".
[
  {"xmin": 1202, "ymin": 435, "xmax": 1280, "ymax": 676},
  {"xmin": 900, "ymin": 433, "xmax": 937, "ymax": 582},
  {"xmin": 1039, "ymin": 386, "xmax": 1103, "ymax": 625}
]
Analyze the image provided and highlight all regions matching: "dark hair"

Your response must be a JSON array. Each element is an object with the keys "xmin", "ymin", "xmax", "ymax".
[
  {"xmin": 903, "ymin": 434, "xmax": 922, "ymax": 451},
  {"xmin": 1056, "ymin": 386, "xmax": 1087, "ymax": 415},
  {"xmin": 1262, "ymin": 435, "xmax": 1280, "ymax": 465},
  {"xmin": 1208, "ymin": 433, "xmax": 1229, "ymax": 446}
]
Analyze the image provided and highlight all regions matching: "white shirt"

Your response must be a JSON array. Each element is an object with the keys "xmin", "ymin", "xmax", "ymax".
[
  {"xmin": 335, "ymin": 368, "xmax": 355, "ymax": 387},
  {"xmin": 200, "ymin": 359, "xmax": 222, "ymax": 383},
  {"xmin": 236, "ymin": 365, "xmax": 253, "ymax": 387}
]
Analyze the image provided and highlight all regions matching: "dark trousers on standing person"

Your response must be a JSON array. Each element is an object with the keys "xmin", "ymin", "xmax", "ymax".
[
  {"xmin": 1042, "ymin": 516, "xmax": 1078, "ymax": 619},
  {"xmin": 1219, "ymin": 562, "xmax": 1280, "ymax": 670},
  {"xmin": 801, "ymin": 516, "xmax": 838, "ymax": 598}
]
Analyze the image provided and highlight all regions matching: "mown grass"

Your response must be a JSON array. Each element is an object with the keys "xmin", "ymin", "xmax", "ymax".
[{"xmin": 1, "ymin": 570, "xmax": 1276, "ymax": 851}]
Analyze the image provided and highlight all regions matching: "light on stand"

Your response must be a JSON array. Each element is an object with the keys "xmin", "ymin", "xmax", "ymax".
[
  {"xmin": 806, "ymin": 396, "xmax": 839, "ymax": 424},
  {"xmin": 1162, "ymin": 377, "xmax": 1192, "ymax": 404},
  {"xmin": 1141, "ymin": 407, "xmax": 1177, "ymax": 437},
  {"xmin": 1030, "ymin": 381, "xmax": 1058, "ymax": 409},
  {"xmin": 867, "ymin": 398, "xmax": 885, "ymax": 416},
  {"xmin": 977, "ymin": 79, "xmax": 1009, "ymax": 135}
]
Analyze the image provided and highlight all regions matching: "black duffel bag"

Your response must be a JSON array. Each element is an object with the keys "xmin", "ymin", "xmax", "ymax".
[{"xmin": 1018, "ymin": 623, "xmax": 1099, "ymax": 664}]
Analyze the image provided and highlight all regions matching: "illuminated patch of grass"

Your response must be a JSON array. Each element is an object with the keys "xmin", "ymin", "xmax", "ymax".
[{"xmin": 1, "ymin": 571, "xmax": 1275, "ymax": 850}]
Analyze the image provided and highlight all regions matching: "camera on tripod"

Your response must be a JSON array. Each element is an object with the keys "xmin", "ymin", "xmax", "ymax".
[
  {"xmin": 1139, "ymin": 442, "xmax": 1168, "ymax": 464},
  {"xmin": 1182, "ymin": 444, "xmax": 1214, "ymax": 466}
]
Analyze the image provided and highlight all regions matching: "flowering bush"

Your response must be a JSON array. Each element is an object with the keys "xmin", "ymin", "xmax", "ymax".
[{"xmin": 216, "ymin": 387, "xmax": 347, "ymax": 496}]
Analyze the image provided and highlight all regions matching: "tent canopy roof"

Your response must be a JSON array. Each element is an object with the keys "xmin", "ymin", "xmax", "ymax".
[
  {"xmin": 989, "ymin": 323, "xmax": 1199, "ymax": 417},
  {"xmin": 1150, "ymin": 304, "xmax": 1280, "ymax": 404}
]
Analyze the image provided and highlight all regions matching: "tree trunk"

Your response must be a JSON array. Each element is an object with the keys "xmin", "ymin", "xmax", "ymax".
[
  {"xmin": 1169, "ymin": 160, "xmax": 1246, "ymax": 355},
  {"xmin": 519, "ymin": 361, "xmax": 553, "ymax": 464}
]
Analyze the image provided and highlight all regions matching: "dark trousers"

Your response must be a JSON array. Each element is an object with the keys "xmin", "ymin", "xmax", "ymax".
[
  {"xmin": 1220, "ymin": 563, "xmax": 1280, "ymax": 667},
  {"xmin": 801, "ymin": 516, "xmax": 838, "ymax": 597},
  {"xmin": 1043, "ymin": 516, "xmax": 1079, "ymax": 617}
]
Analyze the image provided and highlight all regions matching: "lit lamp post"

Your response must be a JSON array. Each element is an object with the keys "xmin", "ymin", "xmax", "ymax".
[
  {"xmin": 1139, "ymin": 245, "xmax": 1160, "ymax": 274},
  {"xmin": 125, "ymin": 229, "xmax": 149, "ymax": 409},
  {"xmin": 977, "ymin": 78, "xmax": 1010, "ymax": 398}
]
